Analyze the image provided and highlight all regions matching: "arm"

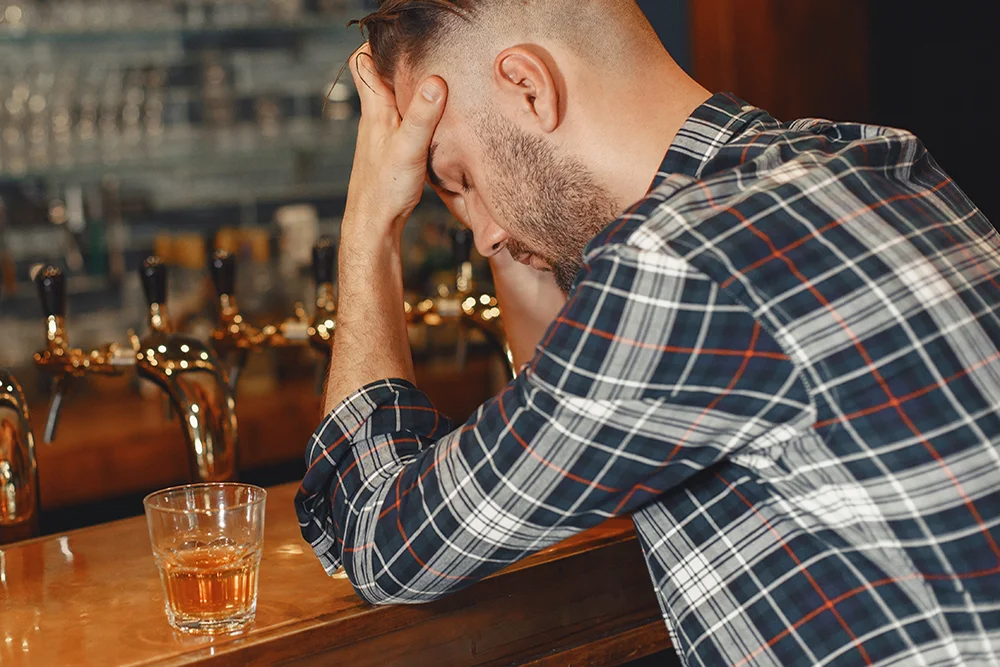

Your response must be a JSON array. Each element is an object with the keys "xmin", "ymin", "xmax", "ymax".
[
  {"xmin": 322, "ymin": 47, "xmax": 447, "ymax": 414},
  {"xmin": 489, "ymin": 249, "xmax": 566, "ymax": 369},
  {"xmin": 296, "ymin": 240, "xmax": 814, "ymax": 603}
]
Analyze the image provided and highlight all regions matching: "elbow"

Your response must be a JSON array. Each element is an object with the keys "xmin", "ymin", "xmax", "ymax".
[
  {"xmin": 342, "ymin": 558, "xmax": 461, "ymax": 607},
  {"xmin": 346, "ymin": 575, "xmax": 453, "ymax": 607},
  {"xmin": 349, "ymin": 580, "xmax": 398, "ymax": 607}
]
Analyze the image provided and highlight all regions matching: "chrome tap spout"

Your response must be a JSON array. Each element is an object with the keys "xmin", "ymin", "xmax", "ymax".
[
  {"xmin": 138, "ymin": 257, "xmax": 239, "ymax": 482},
  {"xmin": 131, "ymin": 331, "xmax": 238, "ymax": 482}
]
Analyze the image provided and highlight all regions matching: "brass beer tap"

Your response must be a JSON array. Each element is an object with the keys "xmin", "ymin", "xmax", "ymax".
[
  {"xmin": 408, "ymin": 229, "xmax": 516, "ymax": 379},
  {"xmin": 208, "ymin": 238, "xmax": 337, "ymax": 390},
  {"xmin": 0, "ymin": 370, "xmax": 40, "ymax": 544},
  {"xmin": 32, "ymin": 259, "xmax": 239, "ymax": 483}
]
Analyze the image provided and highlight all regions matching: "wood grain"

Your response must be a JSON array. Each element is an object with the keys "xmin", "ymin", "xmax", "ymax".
[
  {"xmin": 689, "ymin": 0, "xmax": 871, "ymax": 122},
  {"xmin": 0, "ymin": 483, "xmax": 671, "ymax": 666}
]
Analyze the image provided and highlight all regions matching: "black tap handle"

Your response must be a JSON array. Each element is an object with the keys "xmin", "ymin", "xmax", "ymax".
[
  {"xmin": 210, "ymin": 250, "xmax": 236, "ymax": 297},
  {"xmin": 312, "ymin": 236, "xmax": 336, "ymax": 285},
  {"xmin": 140, "ymin": 256, "xmax": 167, "ymax": 306},
  {"xmin": 33, "ymin": 265, "xmax": 66, "ymax": 319},
  {"xmin": 451, "ymin": 228, "xmax": 473, "ymax": 265}
]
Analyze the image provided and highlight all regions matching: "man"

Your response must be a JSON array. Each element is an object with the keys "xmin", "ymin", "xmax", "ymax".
[{"xmin": 295, "ymin": 1, "xmax": 1000, "ymax": 665}]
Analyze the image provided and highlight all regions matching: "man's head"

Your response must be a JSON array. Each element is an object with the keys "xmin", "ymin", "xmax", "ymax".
[{"xmin": 351, "ymin": 0, "xmax": 707, "ymax": 292}]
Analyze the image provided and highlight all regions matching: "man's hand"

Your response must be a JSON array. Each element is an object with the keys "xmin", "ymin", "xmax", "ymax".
[
  {"xmin": 343, "ymin": 44, "xmax": 448, "ymax": 243},
  {"xmin": 322, "ymin": 45, "xmax": 447, "ymax": 414}
]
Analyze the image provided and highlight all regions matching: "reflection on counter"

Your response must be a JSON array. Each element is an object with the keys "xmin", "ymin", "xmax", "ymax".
[{"xmin": 1, "ymin": 482, "xmax": 668, "ymax": 666}]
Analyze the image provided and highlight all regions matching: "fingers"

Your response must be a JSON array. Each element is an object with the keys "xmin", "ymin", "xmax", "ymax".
[
  {"xmin": 348, "ymin": 43, "xmax": 397, "ymax": 122},
  {"xmin": 394, "ymin": 76, "xmax": 448, "ymax": 164}
]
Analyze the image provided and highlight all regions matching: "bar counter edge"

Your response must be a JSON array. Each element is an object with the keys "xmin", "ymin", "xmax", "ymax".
[{"xmin": 0, "ymin": 481, "xmax": 671, "ymax": 667}]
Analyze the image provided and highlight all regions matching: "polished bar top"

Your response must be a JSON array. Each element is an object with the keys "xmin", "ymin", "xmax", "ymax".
[{"xmin": 1, "ymin": 482, "xmax": 670, "ymax": 666}]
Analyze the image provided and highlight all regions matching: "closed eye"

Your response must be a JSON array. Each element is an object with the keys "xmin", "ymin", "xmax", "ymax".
[{"xmin": 428, "ymin": 143, "xmax": 471, "ymax": 197}]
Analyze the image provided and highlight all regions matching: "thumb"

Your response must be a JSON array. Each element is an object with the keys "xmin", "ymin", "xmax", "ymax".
[{"xmin": 395, "ymin": 77, "xmax": 447, "ymax": 164}]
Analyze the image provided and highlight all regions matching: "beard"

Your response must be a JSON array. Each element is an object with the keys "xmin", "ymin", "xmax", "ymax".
[{"xmin": 476, "ymin": 112, "xmax": 621, "ymax": 293}]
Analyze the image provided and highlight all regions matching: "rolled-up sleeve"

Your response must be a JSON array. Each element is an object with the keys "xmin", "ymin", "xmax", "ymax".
[{"xmin": 294, "ymin": 243, "xmax": 812, "ymax": 605}]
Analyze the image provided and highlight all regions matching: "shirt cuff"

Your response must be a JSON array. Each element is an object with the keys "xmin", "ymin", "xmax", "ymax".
[{"xmin": 293, "ymin": 378, "xmax": 453, "ymax": 575}]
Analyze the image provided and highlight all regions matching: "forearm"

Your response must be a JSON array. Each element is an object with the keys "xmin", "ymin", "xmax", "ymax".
[
  {"xmin": 299, "ymin": 249, "xmax": 810, "ymax": 604},
  {"xmin": 318, "ymin": 46, "xmax": 446, "ymax": 413},
  {"xmin": 323, "ymin": 234, "xmax": 414, "ymax": 415}
]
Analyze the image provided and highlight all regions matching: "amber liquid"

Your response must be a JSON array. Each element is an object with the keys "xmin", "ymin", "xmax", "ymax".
[{"xmin": 156, "ymin": 542, "xmax": 260, "ymax": 633}]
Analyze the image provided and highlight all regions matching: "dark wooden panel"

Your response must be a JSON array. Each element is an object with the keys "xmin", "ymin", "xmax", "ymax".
[{"xmin": 690, "ymin": 0, "xmax": 871, "ymax": 122}]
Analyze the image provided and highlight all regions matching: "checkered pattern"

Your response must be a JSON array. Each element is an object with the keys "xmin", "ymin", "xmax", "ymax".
[{"xmin": 296, "ymin": 94, "xmax": 1000, "ymax": 666}]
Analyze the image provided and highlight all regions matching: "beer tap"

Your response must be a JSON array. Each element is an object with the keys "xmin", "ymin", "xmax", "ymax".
[
  {"xmin": 408, "ymin": 229, "xmax": 516, "ymax": 379},
  {"xmin": 32, "ymin": 259, "xmax": 240, "ymax": 483},
  {"xmin": 208, "ymin": 238, "xmax": 337, "ymax": 390},
  {"xmin": 306, "ymin": 236, "xmax": 338, "ymax": 353},
  {"xmin": 208, "ymin": 250, "xmax": 267, "ymax": 389},
  {"xmin": 0, "ymin": 370, "xmax": 40, "ymax": 544}
]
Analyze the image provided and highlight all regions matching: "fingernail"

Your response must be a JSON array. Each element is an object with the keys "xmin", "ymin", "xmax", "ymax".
[{"xmin": 421, "ymin": 82, "xmax": 442, "ymax": 103}]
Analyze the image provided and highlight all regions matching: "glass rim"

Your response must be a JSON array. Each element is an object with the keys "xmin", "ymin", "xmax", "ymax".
[{"xmin": 142, "ymin": 482, "xmax": 267, "ymax": 515}]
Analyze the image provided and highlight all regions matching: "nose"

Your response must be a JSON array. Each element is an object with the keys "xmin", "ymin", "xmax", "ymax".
[{"xmin": 466, "ymin": 202, "xmax": 509, "ymax": 258}]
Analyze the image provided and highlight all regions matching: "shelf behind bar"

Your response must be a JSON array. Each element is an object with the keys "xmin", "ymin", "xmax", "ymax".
[
  {"xmin": 0, "ymin": 15, "xmax": 360, "ymax": 45},
  {"xmin": 0, "ymin": 121, "xmax": 357, "ymax": 183}
]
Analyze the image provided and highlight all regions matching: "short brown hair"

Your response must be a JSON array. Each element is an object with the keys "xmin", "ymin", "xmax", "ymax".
[{"xmin": 349, "ymin": 1, "xmax": 474, "ymax": 83}]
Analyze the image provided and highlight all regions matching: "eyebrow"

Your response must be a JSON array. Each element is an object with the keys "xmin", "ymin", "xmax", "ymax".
[{"xmin": 426, "ymin": 142, "xmax": 456, "ymax": 195}]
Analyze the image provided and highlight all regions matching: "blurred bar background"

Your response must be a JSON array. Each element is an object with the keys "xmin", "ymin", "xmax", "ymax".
[{"xmin": 0, "ymin": 0, "xmax": 993, "ymax": 533}]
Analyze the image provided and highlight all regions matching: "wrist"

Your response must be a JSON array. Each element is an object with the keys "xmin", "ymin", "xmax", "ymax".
[
  {"xmin": 340, "ymin": 211, "xmax": 405, "ymax": 253},
  {"xmin": 337, "ymin": 225, "xmax": 404, "ymax": 284}
]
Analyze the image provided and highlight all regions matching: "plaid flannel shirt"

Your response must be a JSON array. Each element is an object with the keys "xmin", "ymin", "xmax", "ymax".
[{"xmin": 296, "ymin": 93, "xmax": 1000, "ymax": 666}]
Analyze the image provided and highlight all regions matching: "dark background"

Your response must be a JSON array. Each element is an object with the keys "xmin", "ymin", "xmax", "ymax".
[
  {"xmin": 868, "ymin": 1, "xmax": 996, "ymax": 223},
  {"xmin": 642, "ymin": 0, "xmax": 996, "ymax": 223}
]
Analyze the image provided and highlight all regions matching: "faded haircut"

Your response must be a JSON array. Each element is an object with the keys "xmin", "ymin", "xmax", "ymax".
[
  {"xmin": 347, "ymin": 0, "xmax": 653, "ymax": 85},
  {"xmin": 348, "ymin": 1, "xmax": 474, "ymax": 83}
]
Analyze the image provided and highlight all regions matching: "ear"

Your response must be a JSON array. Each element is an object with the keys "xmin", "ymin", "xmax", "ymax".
[{"xmin": 494, "ymin": 46, "xmax": 561, "ymax": 134}]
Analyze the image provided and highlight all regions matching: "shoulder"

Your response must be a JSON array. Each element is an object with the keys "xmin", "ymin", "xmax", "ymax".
[{"xmin": 589, "ymin": 118, "xmax": 936, "ymax": 261}]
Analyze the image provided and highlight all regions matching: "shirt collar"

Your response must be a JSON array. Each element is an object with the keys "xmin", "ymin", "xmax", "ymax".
[
  {"xmin": 649, "ymin": 92, "xmax": 763, "ymax": 191},
  {"xmin": 581, "ymin": 93, "xmax": 774, "ymax": 263}
]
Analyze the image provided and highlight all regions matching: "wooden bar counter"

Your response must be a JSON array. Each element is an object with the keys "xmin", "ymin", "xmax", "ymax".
[{"xmin": 1, "ymin": 482, "xmax": 671, "ymax": 666}]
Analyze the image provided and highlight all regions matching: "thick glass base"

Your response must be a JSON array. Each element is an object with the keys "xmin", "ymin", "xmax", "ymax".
[{"xmin": 165, "ymin": 604, "xmax": 256, "ymax": 635}]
